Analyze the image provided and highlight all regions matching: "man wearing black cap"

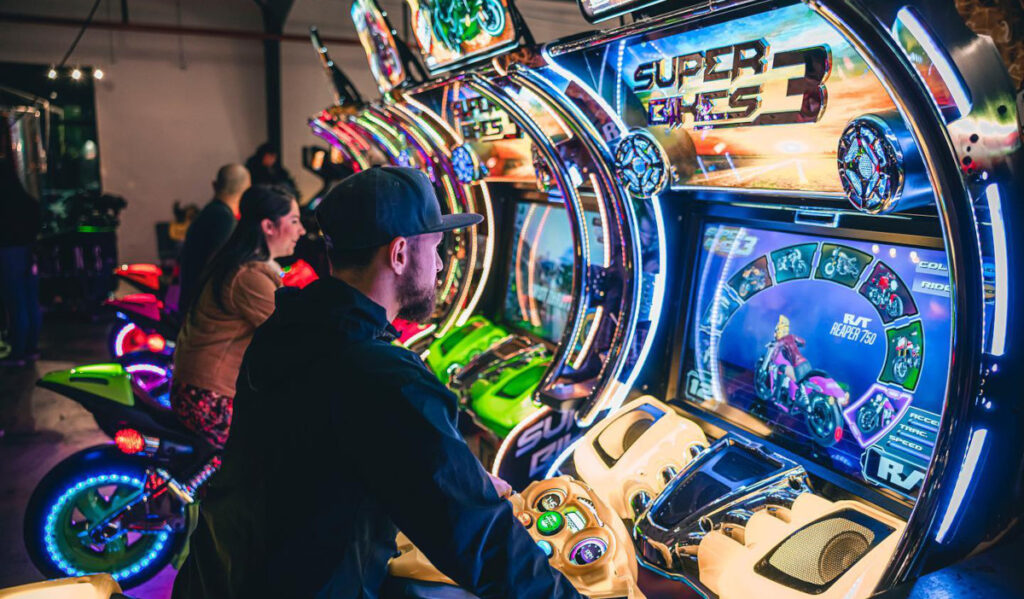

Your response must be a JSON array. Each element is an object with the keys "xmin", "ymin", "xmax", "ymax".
[{"xmin": 172, "ymin": 167, "xmax": 585, "ymax": 599}]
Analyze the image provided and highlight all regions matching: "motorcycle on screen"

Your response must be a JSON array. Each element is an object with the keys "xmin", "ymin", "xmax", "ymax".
[
  {"xmin": 776, "ymin": 248, "xmax": 809, "ymax": 278},
  {"xmin": 820, "ymin": 248, "xmax": 859, "ymax": 280},
  {"xmin": 866, "ymin": 274, "xmax": 904, "ymax": 319},
  {"xmin": 856, "ymin": 393, "xmax": 896, "ymax": 436},
  {"xmin": 753, "ymin": 341, "xmax": 848, "ymax": 447},
  {"xmin": 23, "ymin": 364, "xmax": 219, "ymax": 588},
  {"xmin": 892, "ymin": 337, "xmax": 921, "ymax": 383},
  {"xmin": 425, "ymin": 0, "xmax": 507, "ymax": 52}
]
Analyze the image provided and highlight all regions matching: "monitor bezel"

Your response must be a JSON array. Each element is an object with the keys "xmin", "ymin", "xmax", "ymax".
[{"xmin": 667, "ymin": 204, "xmax": 946, "ymax": 512}]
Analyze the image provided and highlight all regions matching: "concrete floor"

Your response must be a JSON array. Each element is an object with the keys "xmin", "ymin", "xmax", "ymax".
[{"xmin": 0, "ymin": 315, "xmax": 175, "ymax": 597}]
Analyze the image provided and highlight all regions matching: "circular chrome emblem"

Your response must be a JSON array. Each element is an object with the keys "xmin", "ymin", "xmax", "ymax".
[
  {"xmin": 614, "ymin": 130, "xmax": 669, "ymax": 198},
  {"xmin": 451, "ymin": 144, "xmax": 480, "ymax": 184},
  {"xmin": 838, "ymin": 117, "xmax": 905, "ymax": 214}
]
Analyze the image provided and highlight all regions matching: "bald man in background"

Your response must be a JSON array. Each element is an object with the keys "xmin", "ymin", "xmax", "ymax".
[{"xmin": 177, "ymin": 164, "xmax": 250, "ymax": 315}]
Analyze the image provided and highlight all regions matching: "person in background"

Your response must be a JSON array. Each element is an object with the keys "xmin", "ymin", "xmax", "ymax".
[
  {"xmin": 171, "ymin": 185, "xmax": 304, "ymax": 448},
  {"xmin": 177, "ymin": 164, "xmax": 250, "ymax": 315},
  {"xmin": 0, "ymin": 134, "xmax": 42, "ymax": 368},
  {"xmin": 244, "ymin": 142, "xmax": 298, "ymax": 197}
]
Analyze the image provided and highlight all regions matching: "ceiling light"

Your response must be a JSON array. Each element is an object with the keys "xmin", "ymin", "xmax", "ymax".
[
  {"xmin": 71, "ymin": 68, "xmax": 82, "ymax": 80},
  {"xmin": 47, "ymin": 67, "xmax": 58, "ymax": 80},
  {"xmin": 93, "ymin": 68, "xmax": 104, "ymax": 80}
]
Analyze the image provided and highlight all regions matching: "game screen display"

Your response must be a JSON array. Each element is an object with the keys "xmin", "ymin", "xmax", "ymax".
[
  {"xmin": 404, "ymin": 0, "xmax": 518, "ymax": 73},
  {"xmin": 681, "ymin": 223, "xmax": 951, "ymax": 501},
  {"xmin": 503, "ymin": 201, "xmax": 605, "ymax": 343},
  {"xmin": 351, "ymin": 0, "xmax": 405, "ymax": 93},
  {"xmin": 551, "ymin": 3, "xmax": 908, "ymax": 193}
]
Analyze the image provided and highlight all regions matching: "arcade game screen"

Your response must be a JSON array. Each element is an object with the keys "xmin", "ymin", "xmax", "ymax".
[
  {"xmin": 351, "ymin": 0, "xmax": 405, "ymax": 93},
  {"xmin": 503, "ymin": 201, "xmax": 605, "ymax": 343},
  {"xmin": 403, "ymin": 0, "xmax": 518, "ymax": 73},
  {"xmin": 681, "ymin": 222, "xmax": 951, "ymax": 501}
]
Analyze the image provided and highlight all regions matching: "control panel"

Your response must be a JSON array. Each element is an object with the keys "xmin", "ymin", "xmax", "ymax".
[{"xmin": 388, "ymin": 476, "xmax": 645, "ymax": 598}]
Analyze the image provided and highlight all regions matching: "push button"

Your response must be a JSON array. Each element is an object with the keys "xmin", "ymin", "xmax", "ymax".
[
  {"xmin": 536, "ymin": 540, "xmax": 553, "ymax": 558},
  {"xmin": 537, "ymin": 511, "xmax": 565, "ymax": 535}
]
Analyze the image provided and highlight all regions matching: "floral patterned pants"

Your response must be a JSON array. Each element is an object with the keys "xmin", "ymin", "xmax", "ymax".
[{"xmin": 171, "ymin": 381, "xmax": 233, "ymax": 448}]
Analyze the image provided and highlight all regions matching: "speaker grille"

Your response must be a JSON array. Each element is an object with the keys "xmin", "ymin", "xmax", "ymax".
[
  {"xmin": 755, "ymin": 508, "xmax": 894, "ymax": 594},
  {"xmin": 768, "ymin": 517, "xmax": 873, "ymax": 586}
]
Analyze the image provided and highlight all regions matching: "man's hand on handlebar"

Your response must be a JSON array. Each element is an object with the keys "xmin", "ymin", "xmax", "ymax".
[{"xmin": 487, "ymin": 472, "xmax": 513, "ymax": 499}]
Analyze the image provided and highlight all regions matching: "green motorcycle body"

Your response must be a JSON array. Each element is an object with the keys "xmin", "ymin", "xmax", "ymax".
[
  {"xmin": 27, "ymin": 363, "xmax": 203, "ymax": 588},
  {"xmin": 467, "ymin": 355, "xmax": 548, "ymax": 438},
  {"xmin": 425, "ymin": 316, "xmax": 509, "ymax": 381}
]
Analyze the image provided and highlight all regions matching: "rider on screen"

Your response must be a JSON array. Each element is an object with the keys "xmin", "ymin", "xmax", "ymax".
[{"xmin": 775, "ymin": 315, "xmax": 811, "ymax": 383}]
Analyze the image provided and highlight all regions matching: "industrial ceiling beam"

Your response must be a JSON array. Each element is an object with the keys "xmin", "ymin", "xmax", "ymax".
[
  {"xmin": 254, "ymin": 0, "xmax": 296, "ymax": 159},
  {"xmin": 0, "ymin": 11, "xmax": 358, "ymax": 45}
]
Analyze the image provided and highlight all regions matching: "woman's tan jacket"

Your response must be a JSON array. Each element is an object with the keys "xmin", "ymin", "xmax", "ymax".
[{"xmin": 173, "ymin": 260, "xmax": 282, "ymax": 396}]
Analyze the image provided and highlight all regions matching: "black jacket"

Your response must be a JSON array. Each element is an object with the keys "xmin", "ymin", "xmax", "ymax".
[
  {"xmin": 171, "ymin": 278, "xmax": 584, "ymax": 599},
  {"xmin": 178, "ymin": 200, "xmax": 235, "ymax": 315}
]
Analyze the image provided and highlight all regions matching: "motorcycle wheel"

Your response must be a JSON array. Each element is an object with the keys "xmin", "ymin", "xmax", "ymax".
[
  {"xmin": 893, "ymin": 359, "xmax": 909, "ymax": 383},
  {"xmin": 120, "ymin": 352, "xmax": 174, "ymax": 409},
  {"xmin": 753, "ymin": 357, "xmax": 771, "ymax": 401},
  {"xmin": 107, "ymin": 320, "xmax": 148, "ymax": 358},
  {"xmin": 24, "ymin": 445, "xmax": 187, "ymax": 589},
  {"xmin": 823, "ymin": 261, "xmax": 835, "ymax": 278},
  {"xmin": 479, "ymin": 0, "xmax": 506, "ymax": 36},
  {"xmin": 438, "ymin": 13, "xmax": 463, "ymax": 52},
  {"xmin": 856, "ymin": 406, "xmax": 879, "ymax": 435},
  {"xmin": 888, "ymin": 296, "xmax": 903, "ymax": 319},
  {"xmin": 806, "ymin": 395, "xmax": 843, "ymax": 447}
]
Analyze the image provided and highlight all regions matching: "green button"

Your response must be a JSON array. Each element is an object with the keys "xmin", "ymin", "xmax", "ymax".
[{"xmin": 537, "ymin": 511, "xmax": 564, "ymax": 536}]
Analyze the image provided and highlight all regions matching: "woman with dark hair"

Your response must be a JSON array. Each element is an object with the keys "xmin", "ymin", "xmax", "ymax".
[{"xmin": 171, "ymin": 184, "xmax": 304, "ymax": 447}]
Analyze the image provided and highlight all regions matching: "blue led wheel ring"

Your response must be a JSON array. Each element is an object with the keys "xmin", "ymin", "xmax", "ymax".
[
  {"xmin": 38, "ymin": 472, "xmax": 174, "ymax": 583},
  {"xmin": 614, "ymin": 130, "xmax": 669, "ymax": 199}
]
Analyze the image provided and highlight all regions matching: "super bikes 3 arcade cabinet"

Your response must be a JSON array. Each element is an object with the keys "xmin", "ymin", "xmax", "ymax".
[{"xmin": 540, "ymin": 0, "xmax": 1023, "ymax": 597}]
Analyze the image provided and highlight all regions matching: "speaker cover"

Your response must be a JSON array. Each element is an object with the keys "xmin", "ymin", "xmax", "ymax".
[{"xmin": 754, "ymin": 508, "xmax": 894, "ymax": 594}]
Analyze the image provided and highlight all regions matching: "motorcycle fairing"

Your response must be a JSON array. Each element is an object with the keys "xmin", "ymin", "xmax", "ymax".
[{"xmin": 40, "ymin": 364, "xmax": 135, "ymax": 407}]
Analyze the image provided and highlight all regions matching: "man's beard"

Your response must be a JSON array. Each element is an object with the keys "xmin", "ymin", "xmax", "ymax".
[{"xmin": 396, "ymin": 257, "xmax": 437, "ymax": 323}]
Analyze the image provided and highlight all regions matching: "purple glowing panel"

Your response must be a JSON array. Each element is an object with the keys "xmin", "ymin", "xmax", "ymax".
[{"xmin": 682, "ymin": 223, "xmax": 950, "ymax": 501}]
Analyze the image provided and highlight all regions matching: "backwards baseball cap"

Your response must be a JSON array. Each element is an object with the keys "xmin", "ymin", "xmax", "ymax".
[{"xmin": 316, "ymin": 166, "xmax": 483, "ymax": 251}]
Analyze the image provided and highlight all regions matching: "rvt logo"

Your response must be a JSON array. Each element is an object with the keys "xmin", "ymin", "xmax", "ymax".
[
  {"xmin": 876, "ymin": 455, "xmax": 925, "ymax": 491},
  {"xmin": 843, "ymin": 313, "xmax": 872, "ymax": 327}
]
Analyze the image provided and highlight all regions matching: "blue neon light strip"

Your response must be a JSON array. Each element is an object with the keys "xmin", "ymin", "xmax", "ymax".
[
  {"xmin": 984, "ymin": 184, "xmax": 1008, "ymax": 357},
  {"xmin": 893, "ymin": 7, "xmax": 972, "ymax": 117},
  {"xmin": 935, "ymin": 428, "xmax": 987, "ymax": 543},
  {"xmin": 44, "ymin": 473, "xmax": 170, "ymax": 580}
]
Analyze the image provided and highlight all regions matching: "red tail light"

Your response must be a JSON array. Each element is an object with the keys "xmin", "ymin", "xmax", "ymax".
[
  {"xmin": 146, "ymin": 334, "xmax": 166, "ymax": 353},
  {"xmin": 115, "ymin": 428, "xmax": 145, "ymax": 454}
]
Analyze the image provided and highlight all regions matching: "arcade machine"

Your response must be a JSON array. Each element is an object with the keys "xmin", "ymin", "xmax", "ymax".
[
  {"xmin": 534, "ymin": 0, "xmax": 1023, "ymax": 597},
  {"xmin": 307, "ymin": 19, "xmax": 487, "ymax": 346},
  {"xmin": 372, "ymin": 0, "xmax": 669, "ymax": 490}
]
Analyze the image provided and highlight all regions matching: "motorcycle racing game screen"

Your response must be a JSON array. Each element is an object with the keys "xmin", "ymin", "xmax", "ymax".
[
  {"xmin": 503, "ymin": 201, "xmax": 605, "ymax": 344},
  {"xmin": 351, "ymin": 0, "xmax": 406, "ymax": 93},
  {"xmin": 404, "ymin": 0, "xmax": 518, "ymax": 74},
  {"xmin": 680, "ymin": 223, "xmax": 951, "ymax": 501}
]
